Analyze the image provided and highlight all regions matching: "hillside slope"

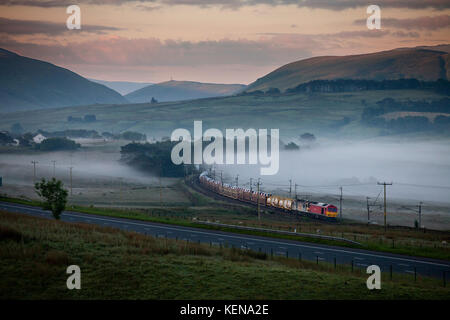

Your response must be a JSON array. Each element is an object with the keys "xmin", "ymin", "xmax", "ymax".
[
  {"xmin": 89, "ymin": 78, "xmax": 153, "ymax": 95},
  {"xmin": 245, "ymin": 45, "xmax": 450, "ymax": 93},
  {"xmin": 125, "ymin": 80, "xmax": 246, "ymax": 103},
  {"xmin": 0, "ymin": 48, "xmax": 127, "ymax": 112}
]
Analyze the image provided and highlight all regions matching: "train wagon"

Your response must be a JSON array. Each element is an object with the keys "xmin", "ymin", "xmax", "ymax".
[
  {"xmin": 267, "ymin": 195, "xmax": 294, "ymax": 211},
  {"xmin": 307, "ymin": 202, "xmax": 338, "ymax": 218},
  {"xmin": 199, "ymin": 171, "xmax": 337, "ymax": 220}
]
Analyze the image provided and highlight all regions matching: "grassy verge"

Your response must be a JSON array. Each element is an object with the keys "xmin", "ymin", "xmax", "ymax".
[
  {"xmin": 0, "ymin": 210, "xmax": 448, "ymax": 300},
  {"xmin": 1, "ymin": 195, "xmax": 449, "ymax": 261}
]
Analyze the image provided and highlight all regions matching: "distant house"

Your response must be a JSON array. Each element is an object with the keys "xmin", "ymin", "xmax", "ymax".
[{"xmin": 33, "ymin": 133, "xmax": 46, "ymax": 144}]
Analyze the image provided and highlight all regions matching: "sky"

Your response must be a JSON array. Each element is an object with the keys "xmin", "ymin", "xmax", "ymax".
[{"xmin": 1, "ymin": 0, "xmax": 449, "ymax": 84}]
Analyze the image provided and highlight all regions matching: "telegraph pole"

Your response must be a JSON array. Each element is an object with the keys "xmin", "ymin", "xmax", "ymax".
[
  {"xmin": 220, "ymin": 171, "xmax": 223, "ymax": 187},
  {"xmin": 257, "ymin": 178, "xmax": 261, "ymax": 221},
  {"xmin": 294, "ymin": 184, "xmax": 298, "ymax": 199},
  {"xmin": 159, "ymin": 162, "xmax": 162, "ymax": 206},
  {"xmin": 418, "ymin": 201, "xmax": 422, "ymax": 229},
  {"xmin": 339, "ymin": 186, "xmax": 343, "ymax": 219},
  {"xmin": 366, "ymin": 197, "xmax": 370, "ymax": 223},
  {"xmin": 289, "ymin": 179, "xmax": 292, "ymax": 198},
  {"xmin": 378, "ymin": 182, "xmax": 393, "ymax": 231},
  {"xmin": 69, "ymin": 167, "xmax": 73, "ymax": 196},
  {"xmin": 51, "ymin": 160, "xmax": 56, "ymax": 178},
  {"xmin": 250, "ymin": 178, "xmax": 253, "ymax": 192},
  {"xmin": 235, "ymin": 174, "xmax": 239, "ymax": 188},
  {"xmin": 31, "ymin": 161, "xmax": 38, "ymax": 183},
  {"xmin": 366, "ymin": 196, "xmax": 381, "ymax": 224}
]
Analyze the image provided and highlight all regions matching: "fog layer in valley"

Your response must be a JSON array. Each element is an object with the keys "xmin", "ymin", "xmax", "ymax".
[
  {"xmin": 0, "ymin": 149, "xmax": 163, "ymax": 188},
  {"xmin": 217, "ymin": 139, "xmax": 450, "ymax": 204}
]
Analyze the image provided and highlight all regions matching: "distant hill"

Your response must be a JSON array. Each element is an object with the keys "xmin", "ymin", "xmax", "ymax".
[
  {"xmin": 0, "ymin": 48, "xmax": 127, "ymax": 112},
  {"xmin": 245, "ymin": 45, "xmax": 450, "ymax": 93},
  {"xmin": 89, "ymin": 79, "xmax": 153, "ymax": 95},
  {"xmin": 125, "ymin": 80, "xmax": 246, "ymax": 103}
]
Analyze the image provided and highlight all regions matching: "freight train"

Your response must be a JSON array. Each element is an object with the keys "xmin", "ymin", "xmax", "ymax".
[{"xmin": 199, "ymin": 171, "xmax": 338, "ymax": 220}]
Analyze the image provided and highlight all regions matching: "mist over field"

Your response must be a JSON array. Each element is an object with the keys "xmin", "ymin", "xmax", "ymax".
[
  {"xmin": 0, "ymin": 149, "xmax": 158, "ymax": 186},
  {"xmin": 217, "ymin": 139, "xmax": 450, "ymax": 204}
]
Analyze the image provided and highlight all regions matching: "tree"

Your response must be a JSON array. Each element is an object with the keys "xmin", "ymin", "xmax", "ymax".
[
  {"xmin": 300, "ymin": 133, "xmax": 316, "ymax": 142},
  {"xmin": 284, "ymin": 142, "xmax": 300, "ymax": 150},
  {"xmin": 11, "ymin": 123, "xmax": 23, "ymax": 135},
  {"xmin": 84, "ymin": 114, "xmax": 97, "ymax": 122},
  {"xmin": 36, "ymin": 137, "xmax": 80, "ymax": 151},
  {"xmin": 35, "ymin": 178, "xmax": 68, "ymax": 220},
  {"xmin": 18, "ymin": 132, "xmax": 34, "ymax": 147},
  {"xmin": 265, "ymin": 87, "xmax": 280, "ymax": 95},
  {"xmin": 121, "ymin": 131, "xmax": 147, "ymax": 141},
  {"xmin": 0, "ymin": 131, "xmax": 14, "ymax": 145}
]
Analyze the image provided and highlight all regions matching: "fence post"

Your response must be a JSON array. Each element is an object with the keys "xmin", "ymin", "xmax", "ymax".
[
  {"xmin": 390, "ymin": 265, "xmax": 393, "ymax": 280},
  {"xmin": 298, "ymin": 252, "xmax": 302, "ymax": 261},
  {"xmin": 271, "ymin": 248, "xmax": 273, "ymax": 257},
  {"xmin": 334, "ymin": 257, "xmax": 336, "ymax": 270},
  {"xmin": 351, "ymin": 260, "xmax": 354, "ymax": 272},
  {"xmin": 316, "ymin": 256, "xmax": 319, "ymax": 265},
  {"xmin": 286, "ymin": 250, "xmax": 289, "ymax": 258},
  {"xmin": 444, "ymin": 271, "xmax": 446, "ymax": 287}
]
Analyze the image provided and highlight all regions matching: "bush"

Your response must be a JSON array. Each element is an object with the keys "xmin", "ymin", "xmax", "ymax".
[
  {"xmin": 285, "ymin": 142, "xmax": 300, "ymax": 150},
  {"xmin": 36, "ymin": 137, "xmax": 80, "ymax": 151},
  {"xmin": 35, "ymin": 178, "xmax": 68, "ymax": 220},
  {"xmin": 121, "ymin": 131, "xmax": 147, "ymax": 141}
]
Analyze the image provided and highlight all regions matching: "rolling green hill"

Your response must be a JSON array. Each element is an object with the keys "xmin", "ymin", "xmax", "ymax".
[
  {"xmin": 0, "ymin": 48, "xmax": 127, "ymax": 112},
  {"xmin": 245, "ymin": 45, "xmax": 450, "ymax": 93},
  {"xmin": 0, "ymin": 88, "xmax": 446, "ymax": 140},
  {"xmin": 125, "ymin": 80, "xmax": 246, "ymax": 103}
]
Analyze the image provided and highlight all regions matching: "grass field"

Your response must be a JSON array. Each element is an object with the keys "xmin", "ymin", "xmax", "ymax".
[
  {"xmin": 1, "ymin": 186, "xmax": 449, "ymax": 261},
  {"xmin": 0, "ymin": 210, "xmax": 448, "ymax": 300},
  {"xmin": 0, "ymin": 89, "xmax": 446, "ymax": 139}
]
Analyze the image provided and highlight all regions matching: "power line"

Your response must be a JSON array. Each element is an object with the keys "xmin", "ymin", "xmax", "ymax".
[
  {"xmin": 377, "ymin": 182, "xmax": 393, "ymax": 231},
  {"xmin": 395, "ymin": 182, "xmax": 450, "ymax": 190},
  {"xmin": 257, "ymin": 178, "xmax": 261, "ymax": 222},
  {"xmin": 69, "ymin": 166, "xmax": 73, "ymax": 196},
  {"xmin": 31, "ymin": 161, "xmax": 38, "ymax": 183}
]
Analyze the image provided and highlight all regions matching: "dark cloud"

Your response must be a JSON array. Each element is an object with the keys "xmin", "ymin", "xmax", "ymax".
[
  {"xmin": 260, "ymin": 29, "xmax": 390, "ymax": 39},
  {"xmin": 0, "ymin": 28, "xmax": 409, "ymax": 66},
  {"xmin": 391, "ymin": 30, "xmax": 420, "ymax": 38},
  {"xmin": 2, "ymin": 0, "xmax": 450, "ymax": 10},
  {"xmin": 0, "ymin": 36, "xmax": 315, "ymax": 67},
  {"xmin": 354, "ymin": 15, "xmax": 450, "ymax": 30},
  {"xmin": 0, "ymin": 17, "xmax": 120, "ymax": 35}
]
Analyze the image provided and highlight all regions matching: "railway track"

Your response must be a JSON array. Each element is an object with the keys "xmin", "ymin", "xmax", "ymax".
[{"xmin": 187, "ymin": 175, "xmax": 338, "ymax": 225}]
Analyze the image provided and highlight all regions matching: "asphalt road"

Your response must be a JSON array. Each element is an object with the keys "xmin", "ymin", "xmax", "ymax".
[{"xmin": 1, "ymin": 201, "xmax": 449, "ymax": 279}]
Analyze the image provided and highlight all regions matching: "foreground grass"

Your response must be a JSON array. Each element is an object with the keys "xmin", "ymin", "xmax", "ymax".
[
  {"xmin": 0, "ymin": 210, "xmax": 448, "ymax": 300},
  {"xmin": 1, "ymin": 195, "xmax": 449, "ymax": 261}
]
